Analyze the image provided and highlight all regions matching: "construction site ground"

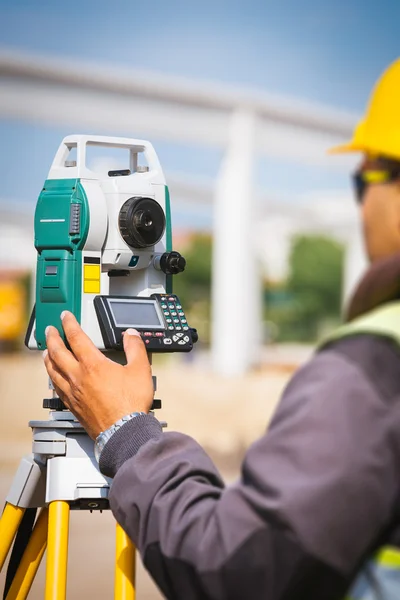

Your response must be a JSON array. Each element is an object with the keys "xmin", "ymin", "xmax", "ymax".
[{"xmin": 0, "ymin": 347, "xmax": 310, "ymax": 599}]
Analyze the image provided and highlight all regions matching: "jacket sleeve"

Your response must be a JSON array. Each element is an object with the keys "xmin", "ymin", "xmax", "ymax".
[{"xmin": 100, "ymin": 336, "xmax": 400, "ymax": 600}]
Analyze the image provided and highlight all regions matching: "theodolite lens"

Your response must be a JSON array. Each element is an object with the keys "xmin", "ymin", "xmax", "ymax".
[
  {"xmin": 134, "ymin": 210, "xmax": 153, "ymax": 229},
  {"xmin": 119, "ymin": 197, "xmax": 166, "ymax": 248}
]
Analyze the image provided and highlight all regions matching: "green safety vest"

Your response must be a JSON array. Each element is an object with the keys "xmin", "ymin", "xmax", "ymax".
[{"xmin": 321, "ymin": 302, "xmax": 400, "ymax": 600}]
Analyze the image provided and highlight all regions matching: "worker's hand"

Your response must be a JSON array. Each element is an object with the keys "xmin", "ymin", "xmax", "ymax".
[
  {"xmin": 346, "ymin": 253, "xmax": 400, "ymax": 321},
  {"xmin": 43, "ymin": 311, "xmax": 154, "ymax": 439}
]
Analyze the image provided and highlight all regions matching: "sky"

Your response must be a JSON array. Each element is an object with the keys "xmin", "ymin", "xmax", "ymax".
[{"xmin": 0, "ymin": 0, "xmax": 399, "ymax": 227}]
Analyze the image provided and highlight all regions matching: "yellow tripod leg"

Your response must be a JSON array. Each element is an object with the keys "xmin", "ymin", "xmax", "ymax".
[
  {"xmin": 115, "ymin": 523, "xmax": 136, "ymax": 599},
  {"xmin": 45, "ymin": 501, "xmax": 70, "ymax": 600},
  {"xmin": 0, "ymin": 504, "xmax": 25, "ymax": 571},
  {"xmin": 6, "ymin": 507, "xmax": 48, "ymax": 600}
]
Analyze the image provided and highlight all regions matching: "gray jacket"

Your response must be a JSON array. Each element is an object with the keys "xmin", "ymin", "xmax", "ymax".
[{"xmin": 100, "ymin": 335, "xmax": 400, "ymax": 599}]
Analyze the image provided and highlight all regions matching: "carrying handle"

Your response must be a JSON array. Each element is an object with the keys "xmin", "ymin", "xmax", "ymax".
[{"xmin": 47, "ymin": 135, "xmax": 164, "ymax": 183}]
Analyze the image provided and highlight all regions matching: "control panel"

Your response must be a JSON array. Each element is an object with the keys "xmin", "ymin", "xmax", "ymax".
[{"xmin": 94, "ymin": 293, "xmax": 196, "ymax": 352}]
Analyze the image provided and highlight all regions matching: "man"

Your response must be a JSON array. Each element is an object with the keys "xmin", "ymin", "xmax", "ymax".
[
  {"xmin": 44, "ymin": 59, "xmax": 400, "ymax": 600},
  {"xmin": 331, "ymin": 59, "xmax": 400, "ymax": 263}
]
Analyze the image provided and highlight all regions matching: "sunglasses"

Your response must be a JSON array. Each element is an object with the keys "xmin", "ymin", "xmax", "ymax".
[{"xmin": 353, "ymin": 160, "xmax": 400, "ymax": 204}]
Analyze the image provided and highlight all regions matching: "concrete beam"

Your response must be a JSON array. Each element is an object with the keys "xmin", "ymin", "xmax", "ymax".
[{"xmin": 0, "ymin": 48, "xmax": 358, "ymax": 167}]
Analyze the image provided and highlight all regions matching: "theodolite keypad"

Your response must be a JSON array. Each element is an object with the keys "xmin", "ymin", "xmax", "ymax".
[
  {"xmin": 159, "ymin": 295, "xmax": 190, "ymax": 336},
  {"xmin": 133, "ymin": 293, "xmax": 193, "ymax": 352}
]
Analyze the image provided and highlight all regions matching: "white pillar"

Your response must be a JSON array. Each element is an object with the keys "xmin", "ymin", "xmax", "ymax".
[{"xmin": 211, "ymin": 109, "xmax": 261, "ymax": 376}]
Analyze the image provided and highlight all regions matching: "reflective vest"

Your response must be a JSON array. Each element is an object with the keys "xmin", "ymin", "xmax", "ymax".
[
  {"xmin": 322, "ymin": 302, "xmax": 400, "ymax": 600},
  {"xmin": 346, "ymin": 546, "xmax": 400, "ymax": 599}
]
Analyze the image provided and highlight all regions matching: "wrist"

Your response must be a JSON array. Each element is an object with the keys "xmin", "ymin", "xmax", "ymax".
[
  {"xmin": 94, "ymin": 411, "xmax": 146, "ymax": 462},
  {"xmin": 98, "ymin": 413, "xmax": 163, "ymax": 478}
]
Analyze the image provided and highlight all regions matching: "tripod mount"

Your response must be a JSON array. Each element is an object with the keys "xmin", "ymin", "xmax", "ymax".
[{"xmin": 0, "ymin": 388, "xmax": 153, "ymax": 599}]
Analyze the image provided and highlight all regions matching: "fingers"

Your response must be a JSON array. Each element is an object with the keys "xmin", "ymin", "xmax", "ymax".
[
  {"xmin": 46, "ymin": 325, "xmax": 78, "ymax": 377},
  {"xmin": 123, "ymin": 329, "xmax": 150, "ymax": 369},
  {"xmin": 61, "ymin": 311, "xmax": 101, "ymax": 363},
  {"xmin": 43, "ymin": 350, "xmax": 72, "ymax": 401}
]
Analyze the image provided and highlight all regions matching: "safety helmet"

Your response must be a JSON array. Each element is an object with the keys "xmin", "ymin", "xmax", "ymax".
[{"xmin": 330, "ymin": 59, "xmax": 400, "ymax": 161}]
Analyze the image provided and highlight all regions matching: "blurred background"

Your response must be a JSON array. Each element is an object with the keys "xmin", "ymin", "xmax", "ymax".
[{"xmin": 0, "ymin": 0, "xmax": 399, "ymax": 597}]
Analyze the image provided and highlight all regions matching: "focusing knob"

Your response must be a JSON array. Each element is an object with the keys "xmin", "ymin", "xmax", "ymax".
[
  {"xmin": 160, "ymin": 252, "xmax": 186, "ymax": 275},
  {"xmin": 119, "ymin": 197, "xmax": 166, "ymax": 249},
  {"xmin": 43, "ymin": 397, "xmax": 66, "ymax": 410}
]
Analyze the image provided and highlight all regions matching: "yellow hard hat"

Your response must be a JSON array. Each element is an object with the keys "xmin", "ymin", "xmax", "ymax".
[{"xmin": 330, "ymin": 59, "xmax": 400, "ymax": 161}]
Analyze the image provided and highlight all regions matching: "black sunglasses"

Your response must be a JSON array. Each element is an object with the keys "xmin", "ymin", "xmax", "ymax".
[{"xmin": 353, "ymin": 158, "xmax": 400, "ymax": 204}]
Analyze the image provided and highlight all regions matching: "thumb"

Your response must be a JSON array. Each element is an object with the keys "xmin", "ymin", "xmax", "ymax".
[{"xmin": 123, "ymin": 329, "xmax": 148, "ymax": 367}]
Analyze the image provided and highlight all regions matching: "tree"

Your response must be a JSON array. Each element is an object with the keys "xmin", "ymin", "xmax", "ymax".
[
  {"xmin": 172, "ymin": 233, "xmax": 213, "ymax": 343},
  {"xmin": 174, "ymin": 232, "xmax": 344, "ymax": 345},
  {"xmin": 264, "ymin": 235, "xmax": 344, "ymax": 342},
  {"xmin": 287, "ymin": 235, "xmax": 344, "ymax": 339}
]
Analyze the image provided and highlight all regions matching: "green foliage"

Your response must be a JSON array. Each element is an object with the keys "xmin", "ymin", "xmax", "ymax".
[
  {"xmin": 288, "ymin": 235, "xmax": 344, "ymax": 316},
  {"xmin": 173, "ymin": 232, "xmax": 344, "ymax": 345},
  {"xmin": 173, "ymin": 233, "xmax": 212, "ymax": 343},
  {"xmin": 265, "ymin": 235, "xmax": 345, "ymax": 341}
]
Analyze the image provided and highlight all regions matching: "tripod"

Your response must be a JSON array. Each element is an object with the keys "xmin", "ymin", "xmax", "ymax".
[{"xmin": 0, "ymin": 405, "xmax": 136, "ymax": 600}]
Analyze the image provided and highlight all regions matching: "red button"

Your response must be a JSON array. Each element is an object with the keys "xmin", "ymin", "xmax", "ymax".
[
  {"xmin": 168, "ymin": 297, "xmax": 174, "ymax": 301},
  {"xmin": 145, "ymin": 339, "xmax": 150, "ymax": 344},
  {"xmin": 155, "ymin": 332, "xmax": 164, "ymax": 337},
  {"xmin": 144, "ymin": 332, "xmax": 152, "ymax": 337}
]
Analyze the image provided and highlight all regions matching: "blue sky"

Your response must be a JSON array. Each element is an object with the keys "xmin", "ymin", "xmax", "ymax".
[{"xmin": 0, "ymin": 0, "xmax": 399, "ymax": 226}]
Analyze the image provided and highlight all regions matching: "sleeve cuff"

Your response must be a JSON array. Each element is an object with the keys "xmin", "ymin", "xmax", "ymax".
[{"xmin": 99, "ymin": 413, "xmax": 163, "ymax": 478}]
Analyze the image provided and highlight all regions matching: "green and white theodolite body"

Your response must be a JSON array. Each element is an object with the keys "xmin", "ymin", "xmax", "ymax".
[
  {"xmin": 26, "ymin": 135, "xmax": 193, "ymax": 354},
  {"xmin": 0, "ymin": 136, "xmax": 193, "ymax": 600}
]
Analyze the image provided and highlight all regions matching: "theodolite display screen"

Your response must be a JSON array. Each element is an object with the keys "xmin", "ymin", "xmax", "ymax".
[
  {"xmin": 93, "ymin": 294, "xmax": 195, "ymax": 353},
  {"xmin": 108, "ymin": 299, "xmax": 164, "ymax": 329}
]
